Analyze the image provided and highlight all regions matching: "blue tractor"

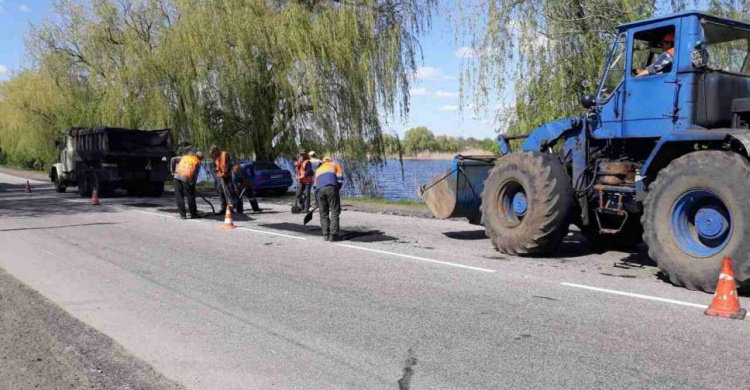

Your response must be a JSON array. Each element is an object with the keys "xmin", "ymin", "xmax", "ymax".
[{"xmin": 421, "ymin": 11, "xmax": 750, "ymax": 292}]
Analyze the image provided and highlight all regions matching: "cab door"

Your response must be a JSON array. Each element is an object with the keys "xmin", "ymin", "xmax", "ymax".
[
  {"xmin": 622, "ymin": 21, "xmax": 680, "ymax": 137},
  {"xmin": 592, "ymin": 32, "xmax": 627, "ymax": 139}
]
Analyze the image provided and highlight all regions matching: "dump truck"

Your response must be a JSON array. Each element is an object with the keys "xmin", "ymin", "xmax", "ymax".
[
  {"xmin": 50, "ymin": 127, "xmax": 173, "ymax": 197},
  {"xmin": 421, "ymin": 11, "xmax": 750, "ymax": 292}
]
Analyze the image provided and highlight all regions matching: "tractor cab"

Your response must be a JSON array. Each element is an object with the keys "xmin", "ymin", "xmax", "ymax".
[{"xmin": 593, "ymin": 11, "xmax": 750, "ymax": 140}]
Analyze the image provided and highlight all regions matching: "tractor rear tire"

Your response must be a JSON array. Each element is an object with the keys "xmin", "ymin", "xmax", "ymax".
[
  {"xmin": 642, "ymin": 151, "xmax": 750, "ymax": 292},
  {"xmin": 480, "ymin": 152, "xmax": 574, "ymax": 255}
]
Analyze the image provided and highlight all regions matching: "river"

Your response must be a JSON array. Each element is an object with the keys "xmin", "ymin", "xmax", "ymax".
[{"xmin": 284, "ymin": 159, "xmax": 454, "ymax": 201}]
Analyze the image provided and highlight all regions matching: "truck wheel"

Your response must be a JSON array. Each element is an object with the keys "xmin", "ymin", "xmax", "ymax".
[
  {"xmin": 148, "ymin": 182, "xmax": 165, "ymax": 197},
  {"xmin": 642, "ymin": 151, "xmax": 750, "ymax": 292},
  {"xmin": 77, "ymin": 174, "xmax": 92, "ymax": 197},
  {"xmin": 480, "ymin": 152, "xmax": 574, "ymax": 255},
  {"xmin": 52, "ymin": 171, "xmax": 66, "ymax": 193}
]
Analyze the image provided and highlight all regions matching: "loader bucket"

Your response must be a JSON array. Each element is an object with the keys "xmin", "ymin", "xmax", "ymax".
[{"xmin": 419, "ymin": 155, "xmax": 497, "ymax": 225}]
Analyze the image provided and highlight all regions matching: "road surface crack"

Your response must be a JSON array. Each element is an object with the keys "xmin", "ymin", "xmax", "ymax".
[{"xmin": 397, "ymin": 347, "xmax": 418, "ymax": 390}]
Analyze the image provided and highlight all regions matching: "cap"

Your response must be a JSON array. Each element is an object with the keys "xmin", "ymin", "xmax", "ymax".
[{"xmin": 308, "ymin": 151, "xmax": 316, "ymax": 157}]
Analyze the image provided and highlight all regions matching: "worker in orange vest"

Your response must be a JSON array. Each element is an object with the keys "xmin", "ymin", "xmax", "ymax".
[
  {"xmin": 210, "ymin": 145, "xmax": 238, "ymax": 214},
  {"xmin": 173, "ymin": 151, "xmax": 204, "ymax": 219},
  {"xmin": 637, "ymin": 32, "xmax": 675, "ymax": 77},
  {"xmin": 232, "ymin": 163, "xmax": 261, "ymax": 213},
  {"xmin": 294, "ymin": 151, "xmax": 314, "ymax": 213},
  {"xmin": 314, "ymin": 156, "xmax": 344, "ymax": 241}
]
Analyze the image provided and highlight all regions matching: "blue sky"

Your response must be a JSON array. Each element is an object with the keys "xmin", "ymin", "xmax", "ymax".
[{"xmin": 0, "ymin": 1, "xmax": 501, "ymax": 139}]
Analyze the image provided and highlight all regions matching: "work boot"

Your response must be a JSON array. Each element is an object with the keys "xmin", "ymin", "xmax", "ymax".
[
  {"xmin": 323, "ymin": 235, "xmax": 330, "ymax": 241},
  {"xmin": 179, "ymin": 214, "xmax": 187, "ymax": 220},
  {"xmin": 190, "ymin": 214, "xmax": 199, "ymax": 219},
  {"xmin": 329, "ymin": 235, "xmax": 340, "ymax": 242}
]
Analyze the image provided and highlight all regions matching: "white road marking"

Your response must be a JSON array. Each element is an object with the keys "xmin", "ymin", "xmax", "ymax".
[
  {"xmin": 137, "ymin": 210, "xmax": 177, "ymax": 219},
  {"xmin": 335, "ymin": 243, "xmax": 497, "ymax": 273},
  {"xmin": 0, "ymin": 195, "xmax": 58, "ymax": 201},
  {"xmin": 238, "ymin": 227, "xmax": 308, "ymax": 240},
  {"xmin": 561, "ymin": 282, "xmax": 708, "ymax": 309}
]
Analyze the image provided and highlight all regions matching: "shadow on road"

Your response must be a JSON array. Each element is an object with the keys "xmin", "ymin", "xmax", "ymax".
[
  {"xmin": 442, "ymin": 230, "xmax": 486, "ymax": 240},
  {"xmin": 0, "ymin": 183, "xmax": 120, "ymax": 218}
]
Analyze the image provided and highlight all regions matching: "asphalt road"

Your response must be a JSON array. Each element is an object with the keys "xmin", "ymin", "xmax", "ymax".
[{"xmin": 2, "ymin": 171, "xmax": 750, "ymax": 389}]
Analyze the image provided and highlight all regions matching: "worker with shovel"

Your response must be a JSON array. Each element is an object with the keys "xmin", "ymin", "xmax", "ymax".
[
  {"xmin": 210, "ymin": 145, "xmax": 238, "ymax": 214},
  {"xmin": 173, "ymin": 151, "xmax": 204, "ymax": 219},
  {"xmin": 313, "ymin": 157, "xmax": 344, "ymax": 241},
  {"xmin": 232, "ymin": 163, "xmax": 262, "ymax": 214}
]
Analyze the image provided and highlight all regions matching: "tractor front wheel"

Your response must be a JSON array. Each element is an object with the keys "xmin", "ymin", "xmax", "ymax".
[
  {"xmin": 643, "ymin": 151, "xmax": 750, "ymax": 292},
  {"xmin": 480, "ymin": 152, "xmax": 574, "ymax": 255}
]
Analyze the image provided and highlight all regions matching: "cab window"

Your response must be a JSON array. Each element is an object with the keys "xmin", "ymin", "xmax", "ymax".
[
  {"xmin": 631, "ymin": 26, "xmax": 676, "ymax": 77},
  {"xmin": 598, "ymin": 33, "xmax": 626, "ymax": 103}
]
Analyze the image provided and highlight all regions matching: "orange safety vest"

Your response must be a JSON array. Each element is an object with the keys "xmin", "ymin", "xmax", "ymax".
[
  {"xmin": 214, "ymin": 151, "xmax": 230, "ymax": 178},
  {"xmin": 296, "ymin": 159, "xmax": 313, "ymax": 184},
  {"xmin": 174, "ymin": 155, "xmax": 201, "ymax": 182}
]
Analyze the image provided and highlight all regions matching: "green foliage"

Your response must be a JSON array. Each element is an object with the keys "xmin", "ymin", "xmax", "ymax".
[
  {"xmin": 402, "ymin": 126, "xmax": 436, "ymax": 155},
  {"xmin": 0, "ymin": 0, "xmax": 436, "ymax": 169},
  {"xmin": 458, "ymin": 0, "xmax": 749, "ymax": 137}
]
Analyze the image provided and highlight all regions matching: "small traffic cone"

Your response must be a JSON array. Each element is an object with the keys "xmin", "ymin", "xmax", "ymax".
[
  {"xmin": 24, "ymin": 181, "xmax": 31, "ymax": 193},
  {"xmin": 90, "ymin": 187, "xmax": 100, "ymax": 206},
  {"xmin": 220, "ymin": 205, "xmax": 236, "ymax": 230},
  {"xmin": 705, "ymin": 256, "xmax": 746, "ymax": 320}
]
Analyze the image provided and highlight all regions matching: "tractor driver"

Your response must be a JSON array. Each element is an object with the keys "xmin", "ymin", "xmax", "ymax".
[{"xmin": 636, "ymin": 32, "xmax": 674, "ymax": 77}]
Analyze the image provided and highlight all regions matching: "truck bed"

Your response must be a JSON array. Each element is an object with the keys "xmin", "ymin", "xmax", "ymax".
[{"xmin": 70, "ymin": 127, "xmax": 171, "ymax": 161}]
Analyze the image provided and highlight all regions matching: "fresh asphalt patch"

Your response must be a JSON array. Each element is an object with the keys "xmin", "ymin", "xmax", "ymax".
[{"xmin": 258, "ymin": 222, "xmax": 399, "ymax": 243}]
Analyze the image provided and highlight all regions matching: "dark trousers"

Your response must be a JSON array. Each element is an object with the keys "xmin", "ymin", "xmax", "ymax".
[
  {"xmin": 236, "ymin": 182, "xmax": 261, "ymax": 213},
  {"xmin": 317, "ymin": 186, "xmax": 341, "ymax": 237},
  {"xmin": 295, "ymin": 181, "xmax": 312, "ymax": 212},
  {"xmin": 175, "ymin": 180, "xmax": 197, "ymax": 217},
  {"xmin": 217, "ymin": 176, "xmax": 238, "ymax": 211}
]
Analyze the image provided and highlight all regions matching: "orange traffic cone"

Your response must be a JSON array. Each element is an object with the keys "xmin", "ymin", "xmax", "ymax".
[
  {"xmin": 220, "ymin": 205, "xmax": 236, "ymax": 230},
  {"xmin": 705, "ymin": 256, "xmax": 746, "ymax": 320},
  {"xmin": 24, "ymin": 181, "xmax": 31, "ymax": 193},
  {"xmin": 90, "ymin": 187, "xmax": 100, "ymax": 206}
]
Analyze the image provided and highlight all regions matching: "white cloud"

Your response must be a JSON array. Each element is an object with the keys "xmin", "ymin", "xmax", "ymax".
[
  {"xmin": 0, "ymin": 65, "xmax": 7, "ymax": 76},
  {"xmin": 415, "ymin": 66, "xmax": 456, "ymax": 81},
  {"xmin": 439, "ymin": 105, "xmax": 459, "ymax": 111},
  {"xmin": 19, "ymin": 4, "xmax": 31, "ymax": 12},
  {"xmin": 409, "ymin": 87, "xmax": 429, "ymax": 97},
  {"xmin": 454, "ymin": 46, "xmax": 477, "ymax": 59},
  {"xmin": 434, "ymin": 90, "xmax": 458, "ymax": 100}
]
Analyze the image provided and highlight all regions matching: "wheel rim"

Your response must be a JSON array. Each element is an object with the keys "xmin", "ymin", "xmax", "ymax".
[
  {"xmin": 496, "ymin": 180, "xmax": 527, "ymax": 227},
  {"xmin": 671, "ymin": 189, "xmax": 732, "ymax": 258}
]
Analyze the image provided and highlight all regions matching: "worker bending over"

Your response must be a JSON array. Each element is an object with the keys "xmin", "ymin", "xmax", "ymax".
[
  {"xmin": 314, "ymin": 156, "xmax": 344, "ymax": 241},
  {"xmin": 210, "ymin": 145, "xmax": 238, "ymax": 214},
  {"xmin": 173, "ymin": 151, "xmax": 204, "ymax": 219},
  {"xmin": 232, "ymin": 163, "xmax": 262, "ymax": 213}
]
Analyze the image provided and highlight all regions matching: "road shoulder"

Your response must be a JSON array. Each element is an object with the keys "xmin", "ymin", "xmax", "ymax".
[{"xmin": 0, "ymin": 267, "xmax": 184, "ymax": 389}]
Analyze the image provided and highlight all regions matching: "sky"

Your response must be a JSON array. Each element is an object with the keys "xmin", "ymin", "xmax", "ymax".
[{"xmin": 0, "ymin": 1, "xmax": 503, "ymax": 139}]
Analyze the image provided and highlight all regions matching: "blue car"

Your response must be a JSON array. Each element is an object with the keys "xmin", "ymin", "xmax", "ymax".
[{"xmin": 236, "ymin": 160, "xmax": 293, "ymax": 195}]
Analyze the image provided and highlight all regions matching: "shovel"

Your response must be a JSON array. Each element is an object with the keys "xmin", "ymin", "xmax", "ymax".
[{"xmin": 303, "ymin": 206, "xmax": 319, "ymax": 225}]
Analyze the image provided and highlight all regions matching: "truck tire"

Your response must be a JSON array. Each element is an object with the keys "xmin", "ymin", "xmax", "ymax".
[
  {"xmin": 148, "ymin": 182, "xmax": 165, "ymax": 197},
  {"xmin": 77, "ymin": 174, "xmax": 92, "ymax": 197},
  {"xmin": 642, "ymin": 151, "xmax": 750, "ymax": 292},
  {"xmin": 52, "ymin": 171, "xmax": 66, "ymax": 193},
  {"xmin": 480, "ymin": 152, "xmax": 574, "ymax": 255}
]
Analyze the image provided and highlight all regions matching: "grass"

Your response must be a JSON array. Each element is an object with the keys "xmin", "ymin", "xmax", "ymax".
[{"xmin": 342, "ymin": 196, "xmax": 425, "ymax": 207}]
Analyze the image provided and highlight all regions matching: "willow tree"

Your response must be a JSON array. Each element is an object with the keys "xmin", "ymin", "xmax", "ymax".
[
  {"xmin": 457, "ymin": 0, "xmax": 749, "ymax": 136},
  {"xmin": 14, "ymin": 0, "xmax": 435, "ymax": 165}
]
